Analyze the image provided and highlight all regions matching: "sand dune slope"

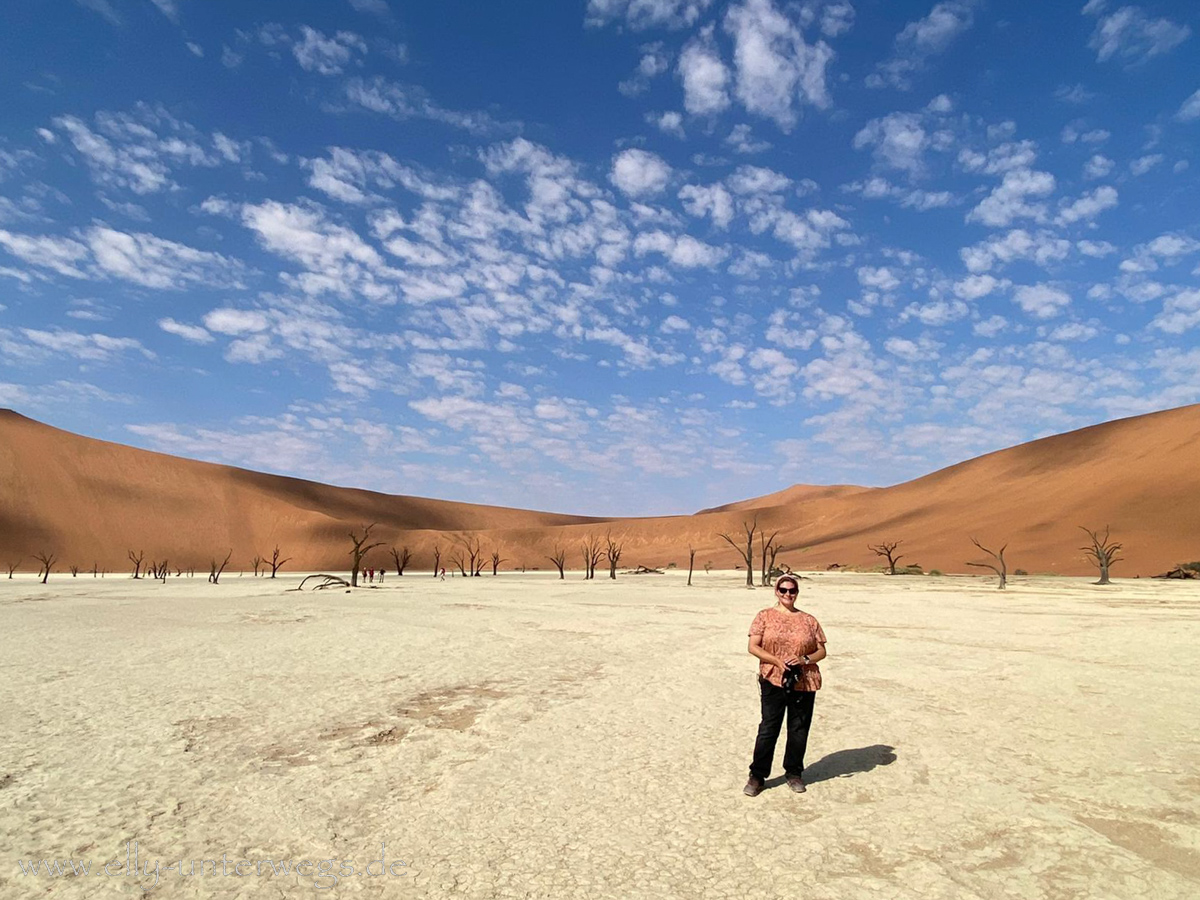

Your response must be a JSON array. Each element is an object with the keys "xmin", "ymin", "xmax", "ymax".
[{"xmin": 2, "ymin": 405, "xmax": 1199, "ymax": 576}]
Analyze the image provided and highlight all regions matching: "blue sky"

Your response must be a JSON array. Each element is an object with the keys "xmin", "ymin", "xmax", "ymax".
[{"xmin": 1, "ymin": 0, "xmax": 1198, "ymax": 516}]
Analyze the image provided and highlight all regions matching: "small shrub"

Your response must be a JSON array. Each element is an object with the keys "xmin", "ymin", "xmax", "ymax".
[
  {"xmin": 666, "ymin": 562, "xmax": 677, "ymax": 569},
  {"xmin": 1014, "ymin": 568, "xmax": 1028, "ymax": 576},
  {"xmin": 928, "ymin": 569, "xmax": 943, "ymax": 576},
  {"xmin": 1182, "ymin": 561, "xmax": 1200, "ymax": 573}
]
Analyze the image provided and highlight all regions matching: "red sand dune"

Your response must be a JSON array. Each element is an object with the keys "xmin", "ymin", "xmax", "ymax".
[{"xmin": 2, "ymin": 405, "xmax": 1199, "ymax": 578}]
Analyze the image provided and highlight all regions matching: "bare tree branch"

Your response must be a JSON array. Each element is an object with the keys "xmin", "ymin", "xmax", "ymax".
[
  {"xmin": 717, "ymin": 516, "xmax": 758, "ymax": 587},
  {"xmin": 966, "ymin": 537, "xmax": 1008, "ymax": 590}
]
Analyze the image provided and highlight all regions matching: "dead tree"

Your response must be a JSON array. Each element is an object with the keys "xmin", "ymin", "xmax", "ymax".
[
  {"xmin": 452, "ymin": 533, "xmax": 484, "ymax": 577},
  {"xmin": 268, "ymin": 545, "xmax": 292, "ymax": 578},
  {"xmin": 869, "ymin": 540, "xmax": 906, "ymax": 576},
  {"xmin": 581, "ymin": 533, "xmax": 604, "ymax": 580},
  {"xmin": 390, "ymin": 545, "xmax": 412, "ymax": 576},
  {"xmin": 155, "ymin": 560, "xmax": 169, "ymax": 584},
  {"xmin": 1080, "ymin": 526, "xmax": 1123, "ymax": 585},
  {"xmin": 69, "ymin": 565, "xmax": 79, "ymax": 577},
  {"xmin": 432, "ymin": 543, "xmax": 441, "ymax": 576},
  {"xmin": 759, "ymin": 529, "xmax": 780, "ymax": 586},
  {"xmin": 128, "ymin": 549, "xmax": 145, "ymax": 579},
  {"xmin": 967, "ymin": 538, "xmax": 1008, "ymax": 590},
  {"xmin": 292, "ymin": 574, "xmax": 351, "ymax": 591},
  {"xmin": 547, "ymin": 545, "xmax": 567, "ymax": 579},
  {"xmin": 251, "ymin": 554, "xmax": 263, "ymax": 577},
  {"xmin": 604, "ymin": 532, "xmax": 623, "ymax": 580},
  {"xmin": 92, "ymin": 562, "xmax": 99, "ymax": 578},
  {"xmin": 687, "ymin": 546, "xmax": 696, "ymax": 586},
  {"xmin": 349, "ymin": 524, "xmax": 384, "ymax": 587},
  {"xmin": 490, "ymin": 550, "xmax": 506, "ymax": 576},
  {"xmin": 717, "ymin": 517, "xmax": 758, "ymax": 587},
  {"xmin": 209, "ymin": 550, "xmax": 232, "ymax": 584},
  {"xmin": 6, "ymin": 559, "xmax": 18, "ymax": 579},
  {"xmin": 33, "ymin": 551, "xmax": 56, "ymax": 584}
]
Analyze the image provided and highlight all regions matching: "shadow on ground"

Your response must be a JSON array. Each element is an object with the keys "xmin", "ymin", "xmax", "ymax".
[{"xmin": 802, "ymin": 744, "xmax": 897, "ymax": 784}]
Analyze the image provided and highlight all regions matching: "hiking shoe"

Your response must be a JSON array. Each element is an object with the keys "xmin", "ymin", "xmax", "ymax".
[
  {"xmin": 743, "ymin": 777, "xmax": 764, "ymax": 797},
  {"xmin": 786, "ymin": 775, "xmax": 807, "ymax": 793}
]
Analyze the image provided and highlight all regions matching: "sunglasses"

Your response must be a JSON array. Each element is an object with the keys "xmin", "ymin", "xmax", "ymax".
[{"xmin": 777, "ymin": 586, "xmax": 798, "ymax": 595}]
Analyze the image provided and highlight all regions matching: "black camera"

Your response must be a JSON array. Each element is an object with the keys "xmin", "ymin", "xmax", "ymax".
[{"xmin": 781, "ymin": 663, "xmax": 803, "ymax": 691}]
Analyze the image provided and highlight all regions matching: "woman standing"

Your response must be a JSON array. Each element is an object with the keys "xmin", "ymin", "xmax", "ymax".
[{"xmin": 744, "ymin": 574, "xmax": 827, "ymax": 796}]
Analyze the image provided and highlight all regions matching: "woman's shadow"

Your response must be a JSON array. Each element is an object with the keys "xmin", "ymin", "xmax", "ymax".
[{"xmin": 797, "ymin": 744, "xmax": 897, "ymax": 784}]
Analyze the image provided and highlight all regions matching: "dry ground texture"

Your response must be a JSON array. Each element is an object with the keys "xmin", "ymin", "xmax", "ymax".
[{"xmin": 1, "ymin": 571, "xmax": 1198, "ymax": 900}]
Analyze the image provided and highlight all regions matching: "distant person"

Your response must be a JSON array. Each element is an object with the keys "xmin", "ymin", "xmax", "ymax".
[
  {"xmin": 744, "ymin": 574, "xmax": 827, "ymax": 797},
  {"xmin": 439, "ymin": 567, "xmax": 446, "ymax": 581},
  {"xmin": 378, "ymin": 568, "xmax": 385, "ymax": 583},
  {"xmin": 368, "ymin": 567, "xmax": 375, "ymax": 583}
]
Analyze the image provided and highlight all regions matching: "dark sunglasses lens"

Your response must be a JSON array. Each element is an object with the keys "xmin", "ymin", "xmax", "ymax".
[{"xmin": 780, "ymin": 587, "xmax": 798, "ymax": 595}]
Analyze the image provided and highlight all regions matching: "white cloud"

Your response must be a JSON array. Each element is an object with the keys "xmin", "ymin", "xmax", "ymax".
[
  {"xmin": 953, "ymin": 274, "xmax": 1009, "ymax": 300},
  {"xmin": 961, "ymin": 229, "xmax": 1071, "ymax": 272},
  {"xmin": 344, "ymin": 77, "xmax": 507, "ymax": 134},
  {"xmin": 726, "ymin": 164, "xmax": 791, "ymax": 195},
  {"xmin": 620, "ymin": 43, "xmax": 671, "ymax": 96},
  {"xmin": 1055, "ymin": 185, "xmax": 1118, "ymax": 226},
  {"xmin": 870, "ymin": 0, "xmax": 978, "ymax": 90},
  {"xmin": 1045, "ymin": 322, "xmax": 1099, "ymax": 342},
  {"xmin": 610, "ymin": 149, "xmax": 672, "ymax": 196},
  {"xmin": 158, "ymin": 318, "xmax": 213, "ymax": 344},
  {"xmin": 853, "ymin": 113, "xmax": 928, "ymax": 176},
  {"xmin": 348, "ymin": 0, "xmax": 390, "ymax": 15},
  {"xmin": 1083, "ymin": 154, "xmax": 1114, "ymax": 179},
  {"xmin": 1177, "ymin": 89, "xmax": 1200, "ymax": 122},
  {"xmin": 52, "ymin": 107, "xmax": 231, "ymax": 195},
  {"xmin": 585, "ymin": 0, "xmax": 714, "ymax": 30},
  {"xmin": 842, "ymin": 176, "xmax": 954, "ymax": 210},
  {"xmin": 203, "ymin": 308, "xmax": 271, "ymax": 335},
  {"xmin": 1151, "ymin": 288, "xmax": 1200, "ymax": 334},
  {"xmin": 1129, "ymin": 153, "xmax": 1164, "ymax": 176},
  {"xmin": 958, "ymin": 140, "xmax": 1037, "ymax": 175},
  {"xmin": 74, "ymin": 0, "xmax": 119, "ymax": 25},
  {"xmin": 660, "ymin": 314, "xmax": 690, "ymax": 333},
  {"xmin": 856, "ymin": 265, "xmax": 899, "ymax": 291},
  {"xmin": 724, "ymin": 124, "xmax": 771, "ymax": 154},
  {"xmin": 724, "ymin": 0, "xmax": 834, "ymax": 130},
  {"xmin": 0, "ymin": 225, "xmax": 242, "ymax": 289},
  {"xmin": 1013, "ymin": 283, "xmax": 1071, "ymax": 319},
  {"xmin": 149, "ymin": 0, "xmax": 178, "ymax": 20},
  {"xmin": 804, "ymin": 0, "xmax": 855, "ymax": 38},
  {"xmin": 290, "ymin": 26, "xmax": 367, "ymax": 75},
  {"xmin": 973, "ymin": 315, "xmax": 1006, "ymax": 337},
  {"xmin": 1055, "ymin": 83, "xmax": 1095, "ymax": 104},
  {"xmin": 678, "ymin": 25, "xmax": 731, "ymax": 116},
  {"xmin": 85, "ymin": 226, "xmax": 245, "ymax": 289},
  {"xmin": 966, "ymin": 169, "xmax": 1055, "ymax": 228},
  {"xmin": 633, "ymin": 230, "xmax": 727, "ymax": 267},
  {"xmin": 1084, "ymin": 2, "xmax": 1190, "ymax": 65},
  {"xmin": 647, "ymin": 111, "xmax": 685, "ymax": 138},
  {"xmin": 0, "ymin": 229, "xmax": 91, "ymax": 279},
  {"xmin": 1077, "ymin": 239, "xmax": 1116, "ymax": 257},
  {"xmin": 7, "ymin": 326, "xmax": 151, "ymax": 362},
  {"xmin": 678, "ymin": 182, "xmax": 735, "ymax": 228}
]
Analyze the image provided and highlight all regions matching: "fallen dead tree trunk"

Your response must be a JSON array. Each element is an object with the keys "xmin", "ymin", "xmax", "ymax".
[{"xmin": 290, "ymin": 574, "xmax": 352, "ymax": 591}]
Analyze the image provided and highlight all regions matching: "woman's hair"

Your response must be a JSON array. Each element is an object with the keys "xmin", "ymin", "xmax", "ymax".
[{"xmin": 775, "ymin": 574, "xmax": 798, "ymax": 592}]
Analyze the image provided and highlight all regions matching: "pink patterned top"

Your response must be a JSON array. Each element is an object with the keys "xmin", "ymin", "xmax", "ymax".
[{"xmin": 749, "ymin": 607, "xmax": 826, "ymax": 691}]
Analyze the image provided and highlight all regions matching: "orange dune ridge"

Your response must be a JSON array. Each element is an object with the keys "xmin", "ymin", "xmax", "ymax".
[{"xmin": 2, "ymin": 405, "xmax": 1199, "ymax": 577}]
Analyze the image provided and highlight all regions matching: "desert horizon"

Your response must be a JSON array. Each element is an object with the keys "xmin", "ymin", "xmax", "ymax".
[{"xmin": 3, "ymin": 403, "xmax": 1200, "ymax": 580}]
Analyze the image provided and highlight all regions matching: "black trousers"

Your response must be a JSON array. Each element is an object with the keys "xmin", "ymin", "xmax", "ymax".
[{"xmin": 749, "ymin": 678, "xmax": 816, "ymax": 780}]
